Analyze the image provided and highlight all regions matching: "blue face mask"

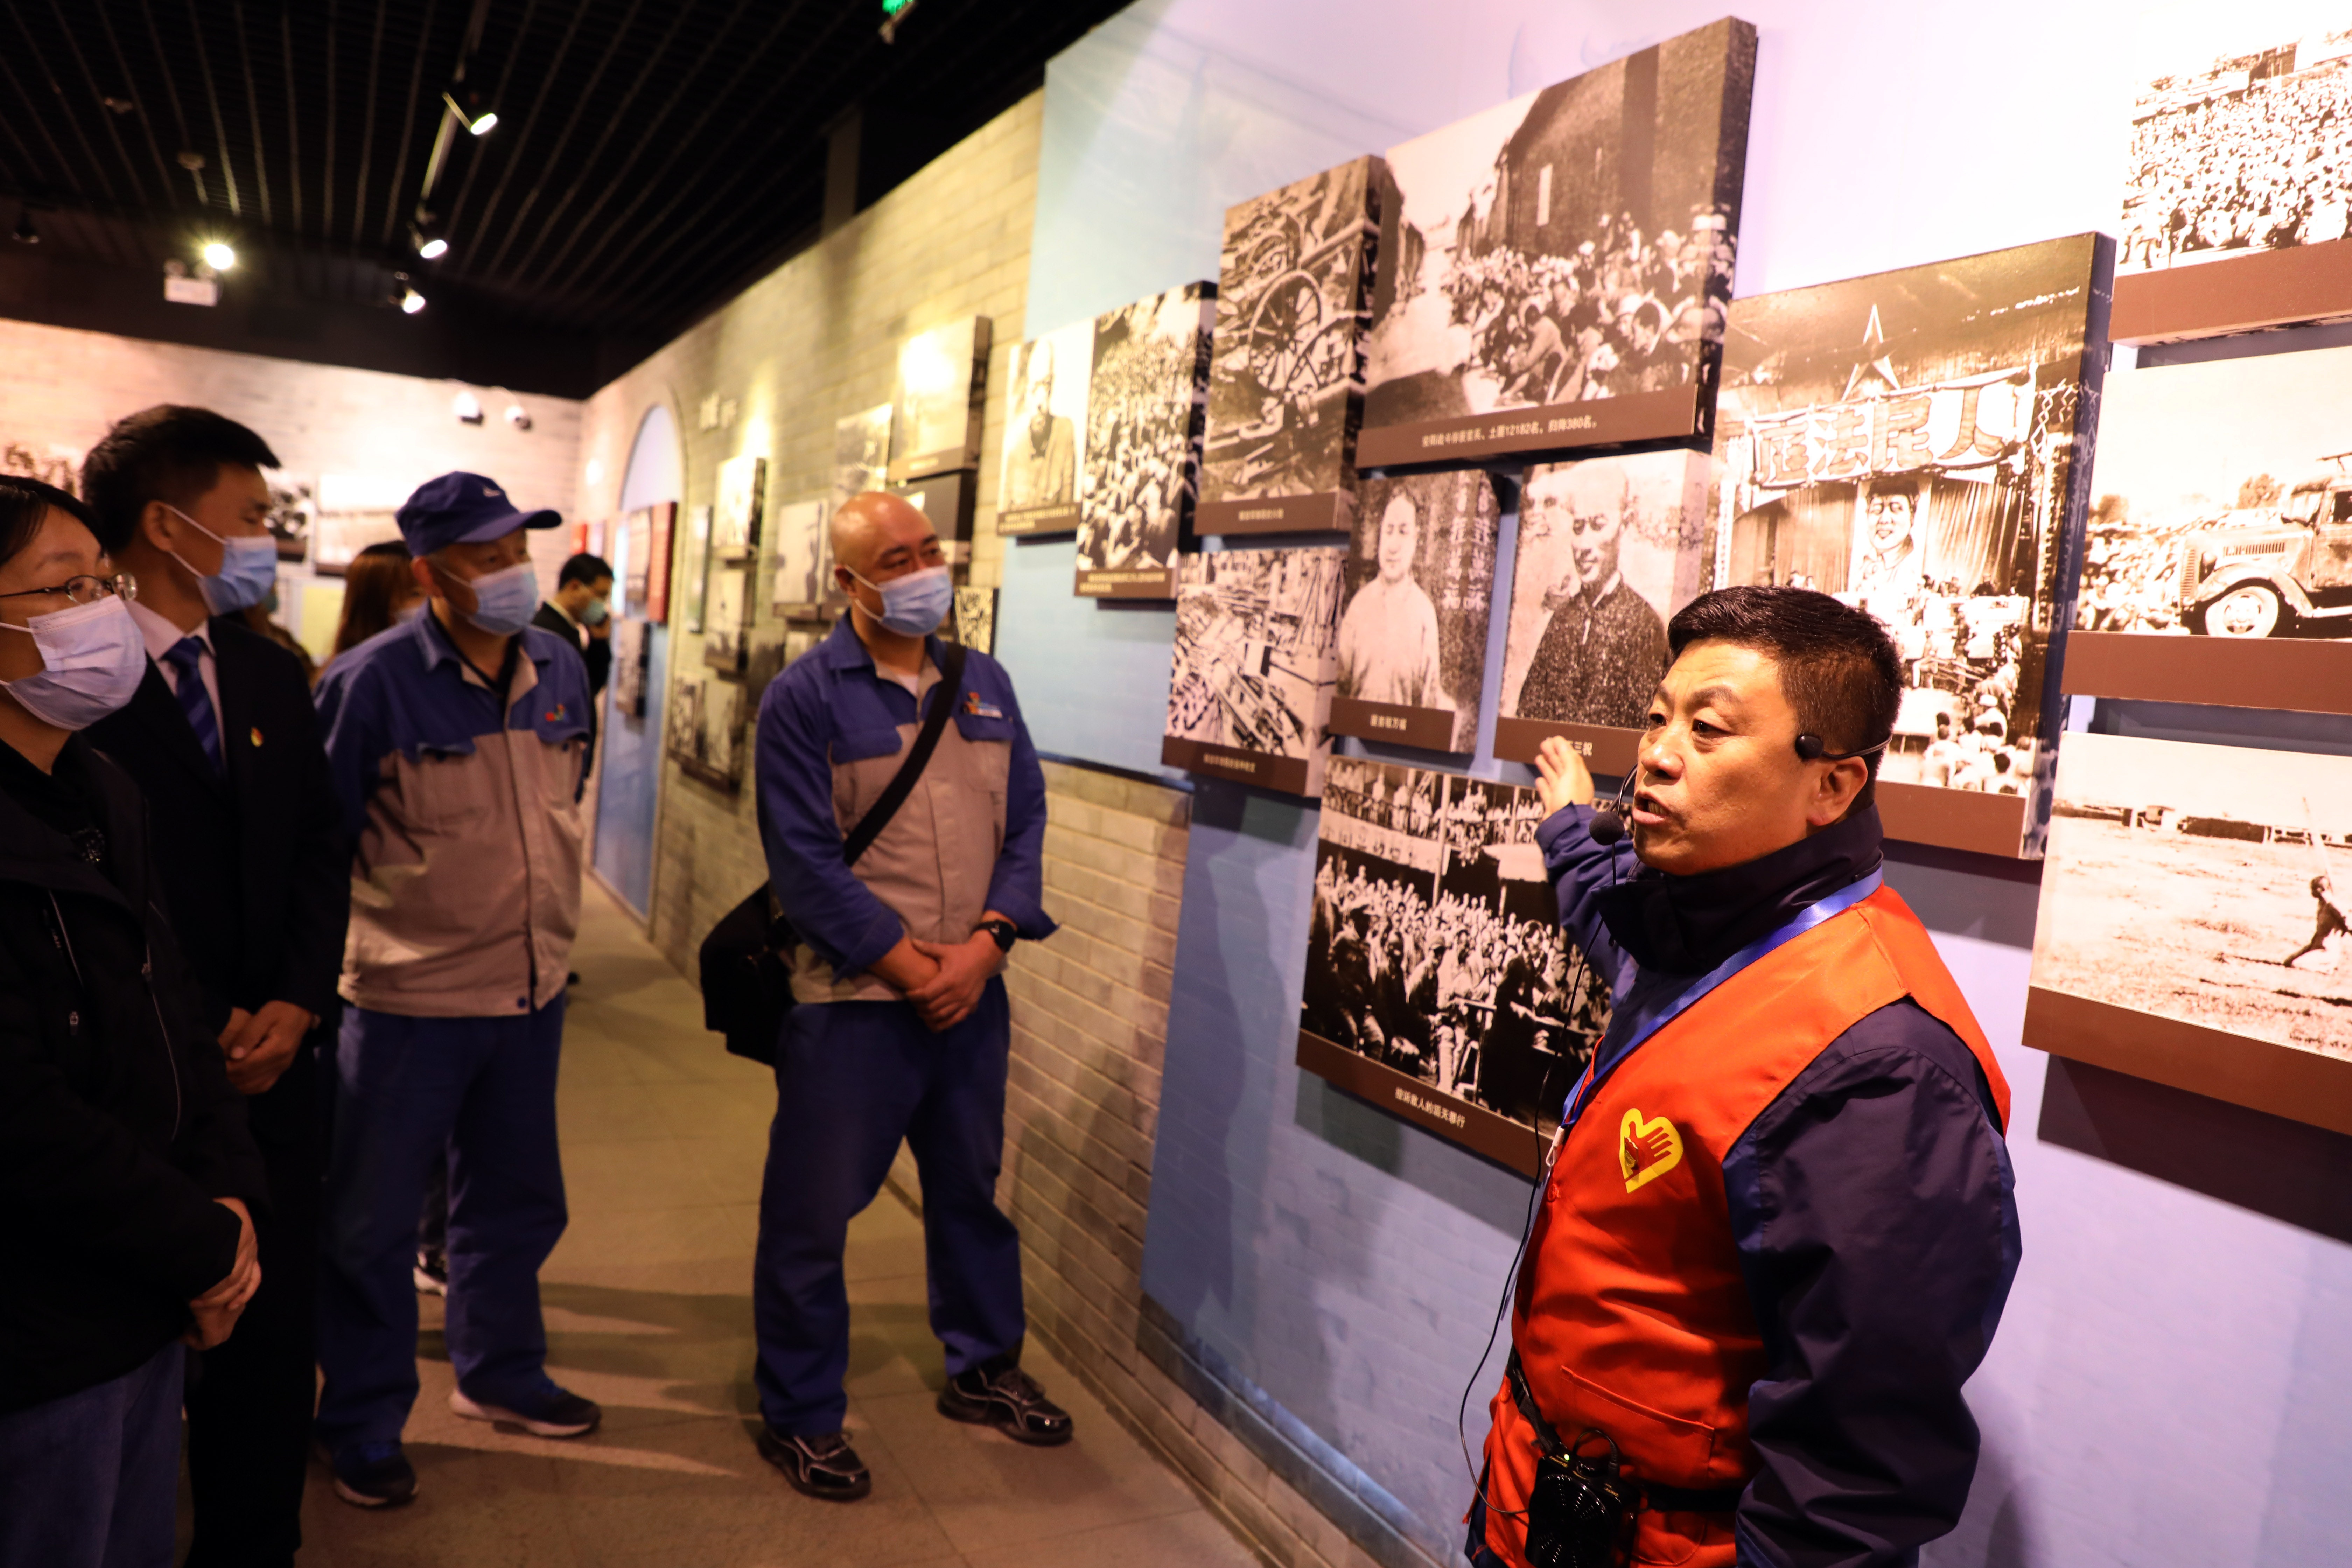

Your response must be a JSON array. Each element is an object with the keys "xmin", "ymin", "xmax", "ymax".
[
  {"xmin": 455, "ymin": 561, "xmax": 539, "ymax": 637},
  {"xmin": 580, "ymin": 595, "xmax": 610, "ymax": 627},
  {"xmin": 166, "ymin": 506, "xmax": 279, "ymax": 615},
  {"xmin": 850, "ymin": 563, "xmax": 952, "ymax": 637}
]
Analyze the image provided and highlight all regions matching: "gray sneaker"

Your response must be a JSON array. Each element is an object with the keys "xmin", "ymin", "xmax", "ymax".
[{"xmin": 449, "ymin": 1383, "xmax": 601, "ymax": 1438}]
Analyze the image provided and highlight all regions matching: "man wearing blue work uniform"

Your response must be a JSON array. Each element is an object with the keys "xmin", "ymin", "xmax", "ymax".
[
  {"xmin": 750, "ymin": 490, "xmax": 1066, "ymax": 1502},
  {"xmin": 312, "ymin": 473, "xmax": 598, "ymax": 1509}
]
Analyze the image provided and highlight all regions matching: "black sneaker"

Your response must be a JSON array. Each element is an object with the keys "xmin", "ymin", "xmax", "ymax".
[
  {"xmin": 755, "ymin": 1426, "xmax": 872, "ymax": 1502},
  {"xmin": 331, "ymin": 1442, "xmax": 418, "ymax": 1508},
  {"xmin": 937, "ymin": 1357, "xmax": 1073, "ymax": 1446},
  {"xmin": 413, "ymin": 1248, "xmax": 447, "ymax": 1296},
  {"xmin": 450, "ymin": 1383, "xmax": 601, "ymax": 1438}
]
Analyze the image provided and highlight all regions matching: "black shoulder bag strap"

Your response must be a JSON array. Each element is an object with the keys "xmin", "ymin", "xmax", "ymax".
[{"xmin": 843, "ymin": 641, "xmax": 969, "ymax": 866}]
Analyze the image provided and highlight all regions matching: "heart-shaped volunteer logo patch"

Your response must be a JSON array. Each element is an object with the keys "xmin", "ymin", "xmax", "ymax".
[{"xmin": 1618, "ymin": 1109, "xmax": 1684, "ymax": 1193}]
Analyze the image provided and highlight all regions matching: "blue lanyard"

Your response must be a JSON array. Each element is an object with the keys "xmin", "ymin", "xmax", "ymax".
[{"xmin": 1558, "ymin": 869, "xmax": 1885, "ymax": 1134}]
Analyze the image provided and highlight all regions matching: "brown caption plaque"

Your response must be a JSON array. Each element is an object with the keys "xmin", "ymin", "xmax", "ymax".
[
  {"xmin": 2062, "ymin": 632, "xmax": 2352, "ymax": 717},
  {"xmin": 1161, "ymin": 736, "xmax": 1311, "ymax": 797},
  {"xmin": 1078, "ymin": 566, "xmax": 1178, "ymax": 600},
  {"xmin": 1196, "ymin": 493, "xmax": 1352, "ymax": 537},
  {"xmin": 997, "ymin": 502, "xmax": 1081, "ymax": 538},
  {"xmin": 1872, "ymin": 783, "xmax": 2028, "ymax": 859},
  {"xmin": 1357, "ymin": 386, "xmax": 1700, "ymax": 470},
  {"xmin": 1296, "ymin": 1031, "xmax": 1543, "ymax": 1175},
  {"xmin": 2025, "ymin": 987, "xmax": 2352, "ymax": 1139},
  {"xmin": 1328, "ymin": 696, "xmax": 1455, "ymax": 752},
  {"xmin": 1492, "ymin": 716, "xmax": 1641, "ymax": 776},
  {"xmin": 2111, "ymin": 238, "xmax": 2352, "ymax": 345}
]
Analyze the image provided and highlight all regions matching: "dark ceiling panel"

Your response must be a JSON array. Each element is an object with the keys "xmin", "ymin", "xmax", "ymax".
[{"xmin": 0, "ymin": 0, "xmax": 1128, "ymax": 392}]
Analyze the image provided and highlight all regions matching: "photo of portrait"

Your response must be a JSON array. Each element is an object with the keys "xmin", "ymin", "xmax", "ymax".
[
  {"xmin": 890, "ymin": 317, "xmax": 992, "ymax": 481},
  {"xmin": 1327, "ymin": 471, "xmax": 1500, "ymax": 754},
  {"xmin": 1197, "ymin": 157, "xmax": 1383, "ymax": 536},
  {"xmin": 1495, "ymin": 450, "xmax": 1710, "ymax": 770},
  {"xmin": 713, "ymin": 455, "xmax": 765, "ymax": 558},
  {"xmin": 1356, "ymin": 19, "xmax": 1755, "ymax": 467},
  {"xmin": 1076, "ymin": 282, "xmax": 1216, "ymax": 600},
  {"xmin": 1710, "ymin": 235, "xmax": 2112, "ymax": 857},
  {"xmin": 2064, "ymin": 344, "xmax": 2352, "ymax": 714},
  {"xmin": 997, "ymin": 321, "xmax": 1091, "ymax": 537},
  {"xmin": 1297, "ymin": 757, "xmax": 1612, "ymax": 1174},
  {"xmin": 1161, "ymin": 546, "xmax": 1344, "ymax": 797},
  {"xmin": 2027, "ymin": 732, "xmax": 2352, "ymax": 1135},
  {"xmin": 768, "ymin": 498, "xmax": 830, "ymax": 621}
]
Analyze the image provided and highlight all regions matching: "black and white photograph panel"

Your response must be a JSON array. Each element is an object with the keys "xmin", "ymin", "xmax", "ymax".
[
  {"xmin": 769, "ymin": 498, "xmax": 831, "ymax": 620},
  {"xmin": 667, "ymin": 671, "xmax": 745, "ymax": 791},
  {"xmin": 2030, "ymin": 733, "xmax": 2352, "ymax": 1128},
  {"xmin": 1161, "ymin": 546, "xmax": 1344, "ymax": 797},
  {"xmin": 2120, "ymin": 31, "xmax": 2352, "ymax": 275},
  {"xmin": 1197, "ymin": 157, "xmax": 1382, "ymax": 536},
  {"xmin": 2065, "ymin": 343, "xmax": 2352, "ymax": 714},
  {"xmin": 713, "ymin": 454, "xmax": 765, "ymax": 558},
  {"xmin": 703, "ymin": 564, "xmax": 750, "ymax": 676},
  {"xmin": 1076, "ymin": 282, "xmax": 1216, "ymax": 600},
  {"xmin": 833, "ymin": 403, "xmax": 894, "ymax": 511},
  {"xmin": 1496, "ymin": 449, "xmax": 1709, "ymax": 769},
  {"xmin": 1327, "ymin": 470, "xmax": 1500, "ymax": 754},
  {"xmin": 1357, "ymin": 18, "xmax": 1755, "ymax": 467},
  {"xmin": 1710, "ymin": 235, "xmax": 2111, "ymax": 856},
  {"xmin": 891, "ymin": 317, "xmax": 992, "ymax": 481},
  {"xmin": 999, "ymin": 320, "xmax": 1092, "ymax": 536},
  {"xmin": 679, "ymin": 504, "xmax": 713, "ymax": 632},
  {"xmin": 954, "ymin": 586, "xmax": 997, "ymax": 656},
  {"xmin": 1299, "ymin": 758, "xmax": 1610, "ymax": 1169}
]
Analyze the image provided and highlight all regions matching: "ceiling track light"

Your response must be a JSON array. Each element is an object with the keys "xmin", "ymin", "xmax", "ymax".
[
  {"xmin": 10, "ymin": 209, "xmax": 37, "ymax": 245},
  {"xmin": 411, "ymin": 220, "xmax": 449, "ymax": 261},
  {"xmin": 442, "ymin": 91, "xmax": 497, "ymax": 137},
  {"xmin": 201, "ymin": 240, "xmax": 236, "ymax": 271}
]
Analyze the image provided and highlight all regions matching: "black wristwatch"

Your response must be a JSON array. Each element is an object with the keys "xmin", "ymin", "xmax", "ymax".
[{"xmin": 975, "ymin": 918, "xmax": 1019, "ymax": 953}]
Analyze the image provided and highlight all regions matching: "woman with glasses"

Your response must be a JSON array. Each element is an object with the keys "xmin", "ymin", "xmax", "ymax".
[{"xmin": 0, "ymin": 476, "xmax": 269, "ymax": 1568}]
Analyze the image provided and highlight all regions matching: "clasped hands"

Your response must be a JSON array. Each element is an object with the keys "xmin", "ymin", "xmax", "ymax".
[
  {"xmin": 872, "ymin": 917, "xmax": 1010, "ymax": 1031},
  {"xmin": 219, "ymin": 1000, "xmax": 317, "ymax": 1095},
  {"xmin": 185, "ymin": 1197, "xmax": 259, "ymax": 1349}
]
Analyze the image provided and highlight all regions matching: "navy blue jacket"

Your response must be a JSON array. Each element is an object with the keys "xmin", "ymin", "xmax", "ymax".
[{"xmin": 1536, "ymin": 803, "xmax": 2019, "ymax": 1568}]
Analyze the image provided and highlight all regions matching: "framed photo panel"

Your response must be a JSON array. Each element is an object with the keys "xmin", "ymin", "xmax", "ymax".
[
  {"xmin": 703, "ymin": 564, "xmax": 750, "ymax": 676},
  {"xmin": 954, "ymin": 587, "xmax": 997, "ymax": 655},
  {"xmin": 998, "ymin": 321, "xmax": 1091, "ymax": 537},
  {"xmin": 714, "ymin": 456, "xmax": 765, "ymax": 559},
  {"xmin": 1076, "ymin": 282, "xmax": 1216, "ymax": 600},
  {"xmin": 890, "ymin": 317, "xmax": 992, "ymax": 481},
  {"xmin": 666, "ymin": 671, "xmax": 745, "ymax": 791},
  {"xmin": 2026, "ymin": 732, "xmax": 2352, "ymax": 1134},
  {"xmin": 678, "ymin": 505, "xmax": 712, "ymax": 633},
  {"xmin": 1297, "ymin": 758, "xmax": 1612, "ymax": 1175},
  {"xmin": 769, "ymin": 498, "xmax": 831, "ymax": 620},
  {"xmin": 1710, "ymin": 234, "xmax": 2114, "ymax": 858},
  {"xmin": 1495, "ymin": 449, "xmax": 1712, "ymax": 773},
  {"xmin": 1327, "ymin": 470, "xmax": 1501, "ymax": 753},
  {"xmin": 642, "ymin": 501, "xmax": 674, "ymax": 624},
  {"xmin": 1161, "ymin": 546, "xmax": 1344, "ymax": 796},
  {"xmin": 1356, "ymin": 18, "xmax": 1756, "ymax": 468},
  {"xmin": 834, "ymin": 404, "xmax": 893, "ymax": 511},
  {"xmin": 2066, "ymin": 344, "xmax": 2352, "ymax": 714},
  {"xmin": 1197, "ymin": 156, "xmax": 1384, "ymax": 537},
  {"xmin": 890, "ymin": 470, "xmax": 976, "ymax": 567}
]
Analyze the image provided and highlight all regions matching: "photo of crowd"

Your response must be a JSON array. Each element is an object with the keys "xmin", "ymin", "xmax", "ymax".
[
  {"xmin": 1710, "ymin": 238, "xmax": 2108, "ymax": 840},
  {"xmin": 1329, "ymin": 471, "xmax": 1499, "ymax": 752},
  {"xmin": 1077, "ymin": 283, "xmax": 1216, "ymax": 598},
  {"xmin": 1199, "ymin": 158, "xmax": 1380, "ymax": 515},
  {"xmin": 2121, "ymin": 35, "xmax": 2352, "ymax": 273},
  {"xmin": 998, "ymin": 321, "xmax": 1091, "ymax": 533},
  {"xmin": 1163, "ymin": 546, "xmax": 1345, "ymax": 796},
  {"xmin": 1359, "ymin": 19, "xmax": 1753, "ymax": 460},
  {"xmin": 1301, "ymin": 759, "xmax": 1609, "ymax": 1139}
]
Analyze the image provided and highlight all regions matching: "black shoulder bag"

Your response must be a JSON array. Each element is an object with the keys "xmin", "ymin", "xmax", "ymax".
[{"xmin": 699, "ymin": 643, "xmax": 969, "ymax": 1065}]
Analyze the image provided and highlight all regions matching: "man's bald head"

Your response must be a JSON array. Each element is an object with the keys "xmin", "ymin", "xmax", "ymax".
[{"xmin": 830, "ymin": 491, "xmax": 938, "ymax": 584}]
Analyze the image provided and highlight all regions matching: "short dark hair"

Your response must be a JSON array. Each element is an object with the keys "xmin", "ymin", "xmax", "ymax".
[
  {"xmin": 79, "ymin": 406, "xmax": 282, "ymax": 554},
  {"xmin": 0, "ymin": 476, "xmax": 101, "ymax": 569},
  {"xmin": 558, "ymin": 552, "xmax": 614, "ymax": 589},
  {"xmin": 1666, "ymin": 586, "xmax": 1904, "ymax": 811}
]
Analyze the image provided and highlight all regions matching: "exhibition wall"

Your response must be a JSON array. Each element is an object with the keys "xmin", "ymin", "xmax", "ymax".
[{"xmin": 976, "ymin": 3, "xmax": 2352, "ymax": 1566}]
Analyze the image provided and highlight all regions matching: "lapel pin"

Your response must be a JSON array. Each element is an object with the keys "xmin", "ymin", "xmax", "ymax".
[{"xmin": 250, "ymin": 727, "xmax": 264, "ymax": 747}]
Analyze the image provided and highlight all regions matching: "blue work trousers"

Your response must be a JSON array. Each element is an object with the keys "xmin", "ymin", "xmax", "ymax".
[
  {"xmin": 0, "ymin": 1341, "xmax": 182, "ymax": 1568},
  {"xmin": 315, "ymin": 999, "xmax": 569, "ymax": 1452},
  {"xmin": 753, "ymin": 980, "xmax": 1025, "ymax": 1435}
]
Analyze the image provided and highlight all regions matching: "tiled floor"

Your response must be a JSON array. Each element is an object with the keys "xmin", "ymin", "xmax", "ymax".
[{"xmin": 290, "ymin": 880, "xmax": 1257, "ymax": 1568}]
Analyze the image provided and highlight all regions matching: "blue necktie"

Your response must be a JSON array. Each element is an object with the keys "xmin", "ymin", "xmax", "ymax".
[{"xmin": 163, "ymin": 636, "xmax": 224, "ymax": 773}]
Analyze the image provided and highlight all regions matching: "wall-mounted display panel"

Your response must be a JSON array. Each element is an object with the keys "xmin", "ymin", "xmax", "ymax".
[
  {"xmin": 1077, "ymin": 282, "xmax": 1216, "ymax": 600},
  {"xmin": 1162, "ymin": 546, "xmax": 1344, "ymax": 796},
  {"xmin": 998, "ymin": 321, "xmax": 1091, "ymax": 537},
  {"xmin": 666, "ymin": 671, "xmax": 744, "ymax": 792},
  {"xmin": 1710, "ymin": 233, "xmax": 2113, "ymax": 858},
  {"xmin": 1356, "ymin": 18, "xmax": 1755, "ymax": 468},
  {"xmin": 713, "ymin": 455, "xmax": 765, "ymax": 559},
  {"xmin": 1327, "ymin": 470, "xmax": 1500, "ymax": 753},
  {"xmin": 2026, "ymin": 732, "xmax": 2352, "ymax": 1134},
  {"xmin": 769, "ymin": 497, "xmax": 831, "ymax": 621},
  {"xmin": 1298, "ymin": 758, "xmax": 1611, "ymax": 1175},
  {"xmin": 889, "ymin": 470, "xmax": 976, "ymax": 568},
  {"xmin": 833, "ymin": 404, "xmax": 894, "ymax": 511},
  {"xmin": 2067, "ymin": 345, "xmax": 2352, "ymax": 713},
  {"xmin": 1496, "ymin": 450, "xmax": 1711, "ymax": 772},
  {"xmin": 890, "ymin": 317, "xmax": 992, "ymax": 481},
  {"xmin": 703, "ymin": 564, "xmax": 750, "ymax": 676},
  {"xmin": 641, "ymin": 501, "xmax": 675, "ymax": 625},
  {"xmin": 2113, "ymin": 32, "xmax": 2352, "ymax": 342},
  {"xmin": 610, "ymin": 618, "xmax": 649, "ymax": 718},
  {"xmin": 1197, "ymin": 157, "xmax": 1384, "ymax": 536},
  {"xmin": 679, "ymin": 504, "xmax": 712, "ymax": 633},
  {"xmin": 955, "ymin": 586, "xmax": 997, "ymax": 655}
]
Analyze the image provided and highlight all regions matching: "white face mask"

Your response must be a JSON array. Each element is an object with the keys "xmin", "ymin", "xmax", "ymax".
[
  {"xmin": 453, "ymin": 561, "xmax": 539, "ymax": 636},
  {"xmin": 0, "ymin": 596, "xmax": 149, "ymax": 730}
]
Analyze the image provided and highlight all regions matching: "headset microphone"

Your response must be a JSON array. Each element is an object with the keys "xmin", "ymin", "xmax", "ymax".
[
  {"xmin": 1794, "ymin": 733, "xmax": 1891, "ymax": 763},
  {"xmin": 1587, "ymin": 805, "xmax": 1626, "ymax": 846}
]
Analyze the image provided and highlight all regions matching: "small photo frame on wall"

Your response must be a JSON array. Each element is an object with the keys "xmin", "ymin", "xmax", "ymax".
[
  {"xmin": 714, "ymin": 456, "xmax": 766, "ymax": 559},
  {"xmin": 611, "ymin": 618, "xmax": 648, "ymax": 718},
  {"xmin": 954, "ymin": 586, "xmax": 997, "ymax": 655},
  {"xmin": 679, "ymin": 505, "xmax": 712, "ymax": 633},
  {"xmin": 704, "ymin": 562, "xmax": 751, "ymax": 676},
  {"xmin": 666, "ymin": 671, "xmax": 746, "ymax": 791},
  {"xmin": 1076, "ymin": 282, "xmax": 1216, "ymax": 601},
  {"xmin": 643, "ymin": 500, "xmax": 675, "ymax": 624},
  {"xmin": 999, "ymin": 321, "xmax": 1091, "ymax": 536},
  {"xmin": 770, "ymin": 498, "xmax": 832, "ymax": 620},
  {"xmin": 620, "ymin": 509, "xmax": 652, "ymax": 617},
  {"xmin": 890, "ymin": 317, "xmax": 992, "ymax": 481},
  {"xmin": 1161, "ymin": 545, "xmax": 1345, "ymax": 796},
  {"xmin": 1327, "ymin": 469, "xmax": 1501, "ymax": 754}
]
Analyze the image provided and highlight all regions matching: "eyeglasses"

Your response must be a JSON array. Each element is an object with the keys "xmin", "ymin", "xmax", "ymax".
[{"xmin": 0, "ymin": 573, "xmax": 139, "ymax": 607}]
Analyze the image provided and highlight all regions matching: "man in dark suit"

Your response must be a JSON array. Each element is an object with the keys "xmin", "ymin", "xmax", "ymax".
[
  {"xmin": 82, "ymin": 406, "xmax": 350, "ymax": 1568},
  {"xmin": 535, "ymin": 552, "xmax": 612, "ymax": 771},
  {"xmin": 1514, "ymin": 462, "xmax": 1668, "ymax": 728}
]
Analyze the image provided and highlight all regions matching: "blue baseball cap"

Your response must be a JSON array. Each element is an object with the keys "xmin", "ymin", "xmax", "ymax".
[{"xmin": 396, "ymin": 471, "xmax": 561, "ymax": 555}]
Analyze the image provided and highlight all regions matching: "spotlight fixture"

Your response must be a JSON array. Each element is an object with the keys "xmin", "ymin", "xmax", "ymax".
[
  {"xmin": 411, "ymin": 220, "xmax": 449, "ymax": 261},
  {"xmin": 201, "ymin": 240, "xmax": 236, "ymax": 271},
  {"xmin": 401, "ymin": 288, "xmax": 427, "ymax": 315},
  {"xmin": 10, "ymin": 210, "xmax": 36, "ymax": 245},
  {"xmin": 442, "ymin": 92, "xmax": 497, "ymax": 136}
]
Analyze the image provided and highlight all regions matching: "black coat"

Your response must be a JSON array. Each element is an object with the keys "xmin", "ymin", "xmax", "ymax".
[
  {"xmin": 0, "ymin": 735, "xmax": 269, "ymax": 1413},
  {"xmin": 87, "ymin": 616, "xmax": 348, "ymax": 1144},
  {"xmin": 533, "ymin": 600, "xmax": 606, "ymax": 768}
]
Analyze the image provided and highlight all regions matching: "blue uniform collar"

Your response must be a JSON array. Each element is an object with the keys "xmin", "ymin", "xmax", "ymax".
[
  {"xmin": 413, "ymin": 604, "xmax": 554, "ymax": 681},
  {"xmin": 812, "ymin": 614, "xmax": 945, "ymax": 679}
]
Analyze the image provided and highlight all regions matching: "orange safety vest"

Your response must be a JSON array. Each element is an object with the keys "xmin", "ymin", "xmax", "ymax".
[{"xmin": 1477, "ymin": 883, "xmax": 2009, "ymax": 1568}]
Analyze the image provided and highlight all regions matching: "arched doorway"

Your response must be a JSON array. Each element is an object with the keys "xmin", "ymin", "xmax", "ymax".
[{"xmin": 593, "ymin": 402, "xmax": 682, "ymax": 916}]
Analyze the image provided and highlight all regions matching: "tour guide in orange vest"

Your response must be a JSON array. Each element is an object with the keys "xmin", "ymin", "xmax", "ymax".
[{"xmin": 1468, "ymin": 587, "xmax": 2018, "ymax": 1568}]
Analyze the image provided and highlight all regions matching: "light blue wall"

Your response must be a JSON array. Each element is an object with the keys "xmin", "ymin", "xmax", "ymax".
[
  {"xmin": 593, "ymin": 404, "xmax": 682, "ymax": 916},
  {"xmin": 1003, "ymin": 3, "xmax": 2352, "ymax": 1564}
]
